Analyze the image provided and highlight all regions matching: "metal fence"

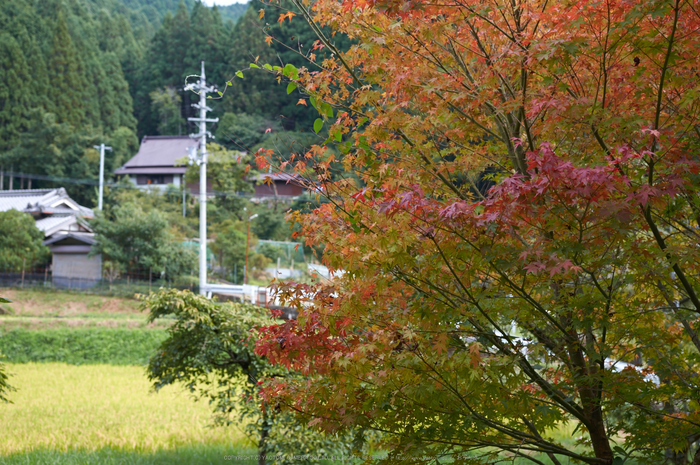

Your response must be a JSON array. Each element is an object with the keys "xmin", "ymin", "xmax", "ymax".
[{"xmin": 0, "ymin": 269, "xmax": 196, "ymax": 297}]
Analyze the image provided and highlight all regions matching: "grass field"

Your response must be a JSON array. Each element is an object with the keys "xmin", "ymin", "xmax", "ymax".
[
  {"xmin": 0, "ymin": 288, "xmax": 164, "ymax": 331},
  {"xmin": 0, "ymin": 363, "xmax": 256, "ymax": 464},
  {"xmin": 0, "ymin": 328, "xmax": 167, "ymax": 365},
  {"xmin": 0, "ymin": 288, "xmax": 260, "ymax": 465}
]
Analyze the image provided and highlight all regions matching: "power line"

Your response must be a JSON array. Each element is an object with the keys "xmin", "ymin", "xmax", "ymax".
[{"xmin": 0, "ymin": 170, "xmax": 258, "ymax": 199}]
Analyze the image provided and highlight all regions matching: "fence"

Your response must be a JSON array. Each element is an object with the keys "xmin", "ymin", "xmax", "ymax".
[
  {"xmin": 255, "ymin": 240, "xmax": 306, "ymax": 267},
  {"xmin": 0, "ymin": 268, "xmax": 196, "ymax": 297}
]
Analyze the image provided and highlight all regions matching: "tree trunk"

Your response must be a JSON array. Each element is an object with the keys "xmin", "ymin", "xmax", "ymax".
[
  {"xmin": 566, "ymin": 331, "xmax": 614, "ymax": 464},
  {"xmin": 692, "ymin": 445, "xmax": 700, "ymax": 465},
  {"xmin": 258, "ymin": 405, "xmax": 271, "ymax": 465}
]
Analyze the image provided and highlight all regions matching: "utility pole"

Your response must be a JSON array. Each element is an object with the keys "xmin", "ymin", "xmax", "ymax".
[
  {"xmin": 186, "ymin": 61, "xmax": 219, "ymax": 295},
  {"xmin": 244, "ymin": 210, "xmax": 258, "ymax": 285},
  {"xmin": 93, "ymin": 143, "xmax": 112, "ymax": 210}
]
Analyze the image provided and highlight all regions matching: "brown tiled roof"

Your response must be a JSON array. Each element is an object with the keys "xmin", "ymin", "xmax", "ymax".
[{"xmin": 114, "ymin": 136, "xmax": 199, "ymax": 175}]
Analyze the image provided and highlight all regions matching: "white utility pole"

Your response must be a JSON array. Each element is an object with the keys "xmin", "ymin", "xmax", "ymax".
[
  {"xmin": 93, "ymin": 143, "xmax": 112, "ymax": 210},
  {"xmin": 186, "ymin": 61, "xmax": 219, "ymax": 295}
]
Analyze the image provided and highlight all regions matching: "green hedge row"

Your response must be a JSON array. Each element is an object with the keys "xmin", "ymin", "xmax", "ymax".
[{"xmin": 0, "ymin": 328, "xmax": 167, "ymax": 365}]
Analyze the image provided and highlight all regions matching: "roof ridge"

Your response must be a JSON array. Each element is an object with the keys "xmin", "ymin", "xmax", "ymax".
[
  {"xmin": 142, "ymin": 135, "xmax": 194, "ymax": 141},
  {"xmin": 0, "ymin": 188, "xmax": 57, "ymax": 196}
]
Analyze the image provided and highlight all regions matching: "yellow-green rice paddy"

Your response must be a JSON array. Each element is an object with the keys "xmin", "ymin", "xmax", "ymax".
[{"xmin": 1, "ymin": 363, "xmax": 249, "ymax": 455}]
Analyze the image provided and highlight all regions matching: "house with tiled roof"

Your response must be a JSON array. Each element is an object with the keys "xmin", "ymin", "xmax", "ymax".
[
  {"xmin": 114, "ymin": 135, "xmax": 210, "ymax": 193},
  {"xmin": 0, "ymin": 188, "xmax": 100, "ymax": 288}
]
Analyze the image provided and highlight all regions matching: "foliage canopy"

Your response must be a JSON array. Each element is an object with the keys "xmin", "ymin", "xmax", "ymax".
[
  {"xmin": 143, "ymin": 289, "xmax": 354, "ymax": 465},
  {"xmin": 91, "ymin": 202, "xmax": 195, "ymax": 280},
  {"xmin": 0, "ymin": 209, "xmax": 49, "ymax": 272},
  {"xmin": 253, "ymin": 0, "xmax": 700, "ymax": 463}
]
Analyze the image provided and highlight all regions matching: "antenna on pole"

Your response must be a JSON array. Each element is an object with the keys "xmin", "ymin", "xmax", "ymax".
[
  {"xmin": 93, "ymin": 143, "xmax": 112, "ymax": 210},
  {"xmin": 187, "ymin": 61, "xmax": 219, "ymax": 296}
]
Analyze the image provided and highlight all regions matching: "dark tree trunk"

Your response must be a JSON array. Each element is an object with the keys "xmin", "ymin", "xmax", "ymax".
[
  {"xmin": 692, "ymin": 446, "xmax": 700, "ymax": 465},
  {"xmin": 258, "ymin": 405, "xmax": 271, "ymax": 465}
]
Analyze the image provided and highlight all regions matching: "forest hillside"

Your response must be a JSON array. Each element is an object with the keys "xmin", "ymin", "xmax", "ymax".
[{"xmin": 0, "ymin": 0, "xmax": 336, "ymax": 206}]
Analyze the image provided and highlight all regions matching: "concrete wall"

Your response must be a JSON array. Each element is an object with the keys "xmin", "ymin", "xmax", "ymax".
[{"xmin": 52, "ymin": 253, "xmax": 102, "ymax": 288}]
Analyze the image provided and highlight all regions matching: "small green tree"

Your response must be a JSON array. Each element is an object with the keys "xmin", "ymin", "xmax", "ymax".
[
  {"xmin": 0, "ymin": 210, "xmax": 49, "ymax": 271},
  {"xmin": 143, "ymin": 289, "xmax": 352, "ymax": 465},
  {"xmin": 91, "ymin": 202, "xmax": 195, "ymax": 281}
]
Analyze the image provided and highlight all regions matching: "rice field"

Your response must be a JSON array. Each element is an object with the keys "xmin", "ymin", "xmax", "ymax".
[
  {"xmin": 0, "ymin": 288, "xmax": 258, "ymax": 464},
  {"xmin": 0, "ymin": 363, "xmax": 256, "ymax": 464}
]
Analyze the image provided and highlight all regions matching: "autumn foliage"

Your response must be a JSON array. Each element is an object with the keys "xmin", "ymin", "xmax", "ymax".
[{"xmin": 254, "ymin": 0, "xmax": 700, "ymax": 463}]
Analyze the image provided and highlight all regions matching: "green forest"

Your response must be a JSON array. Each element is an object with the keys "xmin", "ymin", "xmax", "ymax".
[{"xmin": 0, "ymin": 0, "xmax": 336, "ymax": 207}]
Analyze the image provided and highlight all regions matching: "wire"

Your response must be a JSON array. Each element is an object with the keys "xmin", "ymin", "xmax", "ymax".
[{"xmin": 0, "ymin": 170, "xmax": 259, "ymax": 199}]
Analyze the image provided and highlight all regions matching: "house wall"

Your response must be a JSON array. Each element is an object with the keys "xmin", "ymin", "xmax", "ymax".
[
  {"xmin": 52, "ymin": 252, "xmax": 102, "ymax": 288},
  {"xmin": 136, "ymin": 174, "xmax": 175, "ymax": 185}
]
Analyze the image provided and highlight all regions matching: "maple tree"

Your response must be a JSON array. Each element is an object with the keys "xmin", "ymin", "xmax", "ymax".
[
  {"xmin": 143, "ymin": 289, "xmax": 354, "ymax": 465},
  {"xmin": 250, "ymin": 0, "xmax": 700, "ymax": 463}
]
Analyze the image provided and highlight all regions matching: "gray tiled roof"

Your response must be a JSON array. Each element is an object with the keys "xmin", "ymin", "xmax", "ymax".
[
  {"xmin": 0, "ymin": 188, "xmax": 93, "ymax": 217},
  {"xmin": 43, "ymin": 232, "xmax": 97, "ymax": 246},
  {"xmin": 35, "ymin": 216, "xmax": 76, "ymax": 234},
  {"xmin": 114, "ymin": 135, "xmax": 199, "ymax": 175}
]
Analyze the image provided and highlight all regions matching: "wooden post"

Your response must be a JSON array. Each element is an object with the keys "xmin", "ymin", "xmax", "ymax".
[{"xmin": 21, "ymin": 258, "xmax": 26, "ymax": 288}]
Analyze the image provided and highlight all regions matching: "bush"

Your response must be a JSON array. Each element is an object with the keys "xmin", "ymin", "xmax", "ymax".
[
  {"xmin": 0, "ymin": 209, "xmax": 49, "ymax": 271},
  {"xmin": 0, "ymin": 328, "xmax": 167, "ymax": 365}
]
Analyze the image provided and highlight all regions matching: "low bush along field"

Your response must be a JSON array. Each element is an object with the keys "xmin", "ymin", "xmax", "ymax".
[{"xmin": 0, "ymin": 288, "xmax": 257, "ymax": 464}]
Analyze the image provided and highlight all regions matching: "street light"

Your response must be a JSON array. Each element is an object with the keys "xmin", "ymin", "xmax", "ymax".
[{"xmin": 244, "ymin": 212, "xmax": 258, "ymax": 285}]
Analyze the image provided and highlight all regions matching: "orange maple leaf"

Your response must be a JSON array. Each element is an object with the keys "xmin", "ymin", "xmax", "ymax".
[
  {"xmin": 258, "ymin": 9, "xmax": 264, "ymax": 19},
  {"xmin": 264, "ymin": 35, "xmax": 273, "ymax": 46},
  {"xmin": 278, "ymin": 13, "xmax": 286, "ymax": 23},
  {"xmin": 297, "ymin": 99, "xmax": 307, "ymax": 106}
]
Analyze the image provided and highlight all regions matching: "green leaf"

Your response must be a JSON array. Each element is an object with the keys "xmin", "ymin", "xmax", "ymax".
[
  {"xmin": 283, "ymin": 63, "xmax": 298, "ymax": 79},
  {"xmin": 226, "ymin": 81, "xmax": 232, "ymax": 86},
  {"xmin": 249, "ymin": 63, "xmax": 261, "ymax": 69},
  {"xmin": 322, "ymin": 102, "xmax": 333, "ymax": 118},
  {"xmin": 334, "ymin": 130, "xmax": 342, "ymax": 142},
  {"xmin": 263, "ymin": 64, "xmax": 273, "ymax": 71},
  {"xmin": 235, "ymin": 71, "xmax": 244, "ymax": 79},
  {"xmin": 314, "ymin": 118, "xmax": 323, "ymax": 133},
  {"xmin": 0, "ymin": 297, "xmax": 11, "ymax": 303},
  {"xmin": 287, "ymin": 82, "xmax": 298, "ymax": 94}
]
